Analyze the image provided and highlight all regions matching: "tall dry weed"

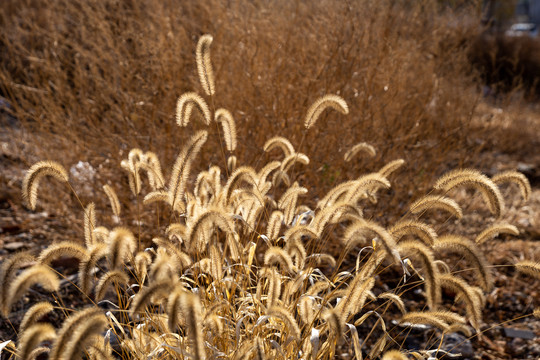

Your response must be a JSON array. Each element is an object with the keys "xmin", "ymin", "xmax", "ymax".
[{"xmin": 0, "ymin": 2, "xmax": 538, "ymax": 359}]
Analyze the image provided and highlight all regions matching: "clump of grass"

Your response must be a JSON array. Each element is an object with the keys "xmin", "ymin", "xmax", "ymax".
[
  {"xmin": 0, "ymin": 0, "xmax": 486, "ymax": 220},
  {"xmin": 1, "ymin": 33, "xmax": 535, "ymax": 360}
]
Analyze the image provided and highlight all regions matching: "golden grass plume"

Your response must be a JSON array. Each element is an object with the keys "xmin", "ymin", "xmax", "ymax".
[
  {"xmin": 49, "ymin": 307, "xmax": 107, "ymax": 360},
  {"xmin": 196, "ymin": 34, "xmax": 216, "ymax": 96},
  {"xmin": 17, "ymin": 323, "xmax": 57, "ymax": 360},
  {"xmin": 22, "ymin": 161, "xmax": 69, "ymax": 210},
  {"xmin": 3, "ymin": 265, "xmax": 59, "ymax": 317},
  {"xmin": 304, "ymin": 94, "xmax": 349, "ymax": 129}
]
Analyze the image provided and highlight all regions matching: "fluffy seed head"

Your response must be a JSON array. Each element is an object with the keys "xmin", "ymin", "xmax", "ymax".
[
  {"xmin": 175, "ymin": 92, "xmax": 212, "ymax": 127},
  {"xmin": 410, "ymin": 195, "xmax": 463, "ymax": 219},
  {"xmin": 515, "ymin": 261, "xmax": 540, "ymax": 279},
  {"xmin": 434, "ymin": 169, "xmax": 505, "ymax": 218},
  {"xmin": 3, "ymin": 265, "xmax": 59, "ymax": 317},
  {"xmin": 18, "ymin": 323, "xmax": 57, "ymax": 360},
  {"xmin": 215, "ymin": 108, "xmax": 237, "ymax": 152},
  {"xmin": 49, "ymin": 307, "xmax": 107, "ymax": 360},
  {"xmin": 19, "ymin": 301, "xmax": 55, "ymax": 333},
  {"xmin": 107, "ymin": 227, "xmax": 136, "ymax": 269},
  {"xmin": 492, "ymin": 170, "xmax": 531, "ymax": 201},
  {"xmin": 263, "ymin": 136, "xmax": 295, "ymax": 157},
  {"xmin": 344, "ymin": 142, "xmax": 376, "ymax": 162},
  {"xmin": 196, "ymin": 34, "xmax": 215, "ymax": 96},
  {"xmin": 103, "ymin": 184, "xmax": 121, "ymax": 218},
  {"xmin": 22, "ymin": 161, "xmax": 69, "ymax": 210},
  {"xmin": 304, "ymin": 94, "xmax": 349, "ymax": 129}
]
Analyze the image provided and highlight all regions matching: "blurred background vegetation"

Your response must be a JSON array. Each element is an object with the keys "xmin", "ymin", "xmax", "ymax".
[{"xmin": 0, "ymin": 0, "xmax": 538, "ymax": 221}]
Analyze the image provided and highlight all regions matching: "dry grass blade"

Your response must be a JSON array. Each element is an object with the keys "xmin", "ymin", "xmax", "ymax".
[
  {"xmin": 368, "ymin": 335, "xmax": 387, "ymax": 360},
  {"xmin": 304, "ymin": 94, "xmax": 348, "ymax": 129},
  {"xmin": 196, "ymin": 34, "xmax": 215, "ymax": 96},
  {"xmin": 22, "ymin": 161, "xmax": 69, "ymax": 210}
]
